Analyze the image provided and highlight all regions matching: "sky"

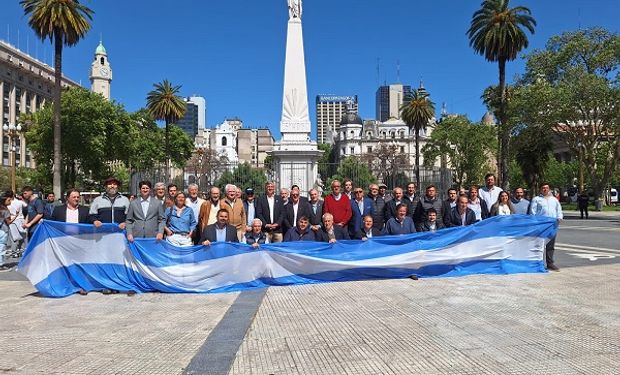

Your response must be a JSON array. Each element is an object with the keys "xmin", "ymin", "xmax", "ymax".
[{"xmin": 2, "ymin": 0, "xmax": 619, "ymax": 140}]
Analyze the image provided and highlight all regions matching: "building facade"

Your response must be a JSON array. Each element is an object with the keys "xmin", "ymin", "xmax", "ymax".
[
  {"xmin": 0, "ymin": 40, "xmax": 80, "ymax": 168},
  {"xmin": 315, "ymin": 95, "xmax": 357, "ymax": 144},
  {"xmin": 89, "ymin": 41, "xmax": 112, "ymax": 100},
  {"xmin": 375, "ymin": 84, "xmax": 412, "ymax": 122},
  {"xmin": 176, "ymin": 96, "xmax": 206, "ymax": 139}
]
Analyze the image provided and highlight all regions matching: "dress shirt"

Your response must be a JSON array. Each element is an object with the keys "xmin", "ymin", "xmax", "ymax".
[
  {"xmin": 215, "ymin": 225, "xmax": 227, "ymax": 242},
  {"xmin": 292, "ymin": 201, "xmax": 299, "ymax": 226},
  {"xmin": 185, "ymin": 197, "xmax": 205, "ymax": 222},
  {"xmin": 530, "ymin": 195, "xmax": 563, "ymax": 219},
  {"xmin": 66, "ymin": 206, "xmax": 79, "ymax": 224},
  {"xmin": 267, "ymin": 196, "xmax": 275, "ymax": 223},
  {"xmin": 480, "ymin": 186, "xmax": 503, "ymax": 210},
  {"xmin": 246, "ymin": 201, "xmax": 256, "ymax": 226},
  {"xmin": 356, "ymin": 199, "xmax": 364, "ymax": 213},
  {"xmin": 468, "ymin": 200, "xmax": 483, "ymax": 221},
  {"xmin": 140, "ymin": 196, "xmax": 150, "ymax": 217}
]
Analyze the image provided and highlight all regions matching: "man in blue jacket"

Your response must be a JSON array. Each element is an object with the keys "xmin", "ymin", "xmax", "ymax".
[{"xmin": 348, "ymin": 187, "xmax": 374, "ymax": 238}]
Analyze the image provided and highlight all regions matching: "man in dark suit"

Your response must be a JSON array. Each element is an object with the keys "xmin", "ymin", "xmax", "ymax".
[
  {"xmin": 349, "ymin": 187, "xmax": 374, "ymax": 238},
  {"xmin": 201, "ymin": 209, "xmax": 239, "ymax": 245},
  {"xmin": 354, "ymin": 215, "xmax": 383, "ymax": 240},
  {"xmin": 125, "ymin": 181, "xmax": 165, "ymax": 242},
  {"xmin": 316, "ymin": 213, "xmax": 350, "ymax": 243},
  {"xmin": 308, "ymin": 188, "xmax": 323, "ymax": 232},
  {"xmin": 282, "ymin": 188, "xmax": 313, "ymax": 235},
  {"xmin": 255, "ymin": 181, "xmax": 284, "ymax": 243},
  {"xmin": 50, "ymin": 189, "xmax": 90, "ymax": 223},
  {"xmin": 383, "ymin": 187, "xmax": 412, "ymax": 222},
  {"xmin": 447, "ymin": 195, "xmax": 477, "ymax": 227}
]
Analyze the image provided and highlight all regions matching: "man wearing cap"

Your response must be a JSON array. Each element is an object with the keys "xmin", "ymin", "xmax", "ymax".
[
  {"xmin": 378, "ymin": 183, "xmax": 392, "ymax": 202},
  {"xmin": 90, "ymin": 177, "xmax": 130, "ymax": 229},
  {"xmin": 243, "ymin": 187, "xmax": 257, "ymax": 232}
]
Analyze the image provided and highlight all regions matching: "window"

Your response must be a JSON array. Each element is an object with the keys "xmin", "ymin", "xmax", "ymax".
[
  {"xmin": 399, "ymin": 130, "xmax": 405, "ymax": 138},
  {"xmin": 341, "ymin": 147, "xmax": 346, "ymax": 155},
  {"xmin": 350, "ymin": 146, "xmax": 355, "ymax": 154},
  {"xmin": 221, "ymin": 136, "xmax": 227, "ymax": 146},
  {"xmin": 366, "ymin": 131, "xmax": 372, "ymax": 139},
  {"xmin": 400, "ymin": 146, "xmax": 405, "ymax": 153},
  {"xmin": 390, "ymin": 131, "xmax": 395, "ymax": 139},
  {"xmin": 367, "ymin": 146, "xmax": 372, "ymax": 153},
  {"xmin": 100, "ymin": 57, "xmax": 105, "ymax": 65}
]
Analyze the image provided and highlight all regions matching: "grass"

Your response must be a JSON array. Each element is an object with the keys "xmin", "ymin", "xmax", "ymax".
[{"xmin": 561, "ymin": 202, "xmax": 620, "ymax": 212}]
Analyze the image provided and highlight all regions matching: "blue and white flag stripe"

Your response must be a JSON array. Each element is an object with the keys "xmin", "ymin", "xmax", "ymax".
[{"xmin": 17, "ymin": 215, "xmax": 556, "ymax": 297}]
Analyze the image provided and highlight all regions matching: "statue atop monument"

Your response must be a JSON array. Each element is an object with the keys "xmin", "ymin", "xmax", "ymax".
[{"xmin": 288, "ymin": 0, "xmax": 302, "ymax": 19}]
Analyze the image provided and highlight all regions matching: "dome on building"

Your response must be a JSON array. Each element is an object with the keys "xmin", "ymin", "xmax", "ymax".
[
  {"xmin": 340, "ymin": 111, "xmax": 363, "ymax": 126},
  {"xmin": 95, "ymin": 41, "xmax": 107, "ymax": 55}
]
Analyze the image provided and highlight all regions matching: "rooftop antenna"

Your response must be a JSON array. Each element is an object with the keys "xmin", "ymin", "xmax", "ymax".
[
  {"xmin": 396, "ymin": 60, "xmax": 401, "ymax": 83},
  {"xmin": 441, "ymin": 102, "xmax": 448, "ymax": 117},
  {"xmin": 577, "ymin": 7, "xmax": 582, "ymax": 30}
]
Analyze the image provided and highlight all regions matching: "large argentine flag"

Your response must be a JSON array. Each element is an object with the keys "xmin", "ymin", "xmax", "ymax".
[{"xmin": 17, "ymin": 215, "xmax": 556, "ymax": 297}]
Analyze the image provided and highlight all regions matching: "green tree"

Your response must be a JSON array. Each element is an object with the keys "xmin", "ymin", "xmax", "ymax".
[
  {"xmin": 146, "ymin": 80, "xmax": 187, "ymax": 182},
  {"xmin": 329, "ymin": 157, "xmax": 376, "ymax": 191},
  {"xmin": 422, "ymin": 115, "xmax": 496, "ymax": 188},
  {"xmin": 361, "ymin": 144, "xmax": 410, "ymax": 189},
  {"xmin": 167, "ymin": 125, "xmax": 194, "ymax": 168},
  {"xmin": 317, "ymin": 143, "xmax": 336, "ymax": 182},
  {"xmin": 24, "ymin": 87, "xmax": 127, "ymax": 190},
  {"xmin": 519, "ymin": 28, "xmax": 620, "ymax": 202},
  {"xmin": 468, "ymin": 0, "xmax": 536, "ymax": 189},
  {"xmin": 21, "ymin": 0, "xmax": 94, "ymax": 198},
  {"xmin": 400, "ymin": 89, "xmax": 435, "ymax": 188},
  {"xmin": 216, "ymin": 163, "xmax": 267, "ymax": 195}
]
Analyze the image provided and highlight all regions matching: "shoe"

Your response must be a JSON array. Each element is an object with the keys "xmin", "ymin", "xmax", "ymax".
[
  {"xmin": 127, "ymin": 291, "xmax": 136, "ymax": 296},
  {"xmin": 101, "ymin": 289, "xmax": 113, "ymax": 295},
  {"xmin": 78, "ymin": 289, "xmax": 88, "ymax": 296},
  {"xmin": 409, "ymin": 275, "xmax": 419, "ymax": 280},
  {"xmin": 547, "ymin": 264, "xmax": 560, "ymax": 272}
]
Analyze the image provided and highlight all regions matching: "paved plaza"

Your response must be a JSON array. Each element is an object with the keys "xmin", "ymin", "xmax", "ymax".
[{"xmin": 1, "ymin": 213, "xmax": 619, "ymax": 374}]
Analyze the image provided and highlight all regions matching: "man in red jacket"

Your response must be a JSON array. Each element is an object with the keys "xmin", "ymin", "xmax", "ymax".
[{"xmin": 322, "ymin": 179, "xmax": 352, "ymax": 228}]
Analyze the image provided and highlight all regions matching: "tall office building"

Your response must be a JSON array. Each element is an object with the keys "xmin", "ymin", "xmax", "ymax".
[
  {"xmin": 315, "ymin": 95, "xmax": 358, "ymax": 144},
  {"xmin": 0, "ymin": 40, "xmax": 79, "ymax": 168},
  {"xmin": 375, "ymin": 84, "xmax": 412, "ymax": 122},
  {"xmin": 177, "ymin": 96, "xmax": 206, "ymax": 139}
]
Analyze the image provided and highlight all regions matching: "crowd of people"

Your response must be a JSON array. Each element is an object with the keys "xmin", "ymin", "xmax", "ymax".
[{"xmin": 0, "ymin": 173, "xmax": 563, "ymax": 293}]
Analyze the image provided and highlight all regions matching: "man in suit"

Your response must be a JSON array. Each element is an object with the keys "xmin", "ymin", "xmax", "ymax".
[
  {"xmin": 201, "ymin": 209, "xmax": 239, "ymax": 245},
  {"xmin": 255, "ymin": 181, "xmax": 284, "ymax": 243},
  {"xmin": 349, "ymin": 187, "xmax": 374, "ymax": 238},
  {"xmin": 308, "ymin": 188, "xmax": 323, "ymax": 232},
  {"xmin": 383, "ymin": 187, "xmax": 412, "ymax": 223},
  {"xmin": 316, "ymin": 213, "xmax": 350, "ymax": 243},
  {"xmin": 447, "ymin": 195, "xmax": 477, "ymax": 227},
  {"xmin": 126, "ymin": 181, "xmax": 165, "ymax": 242},
  {"xmin": 51, "ymin": 189, "xmax": 90, "ymax": 223},
  {"xmin": 282, "ymin": 187, "xmax": 313, "ymax": 235},
  {"xmin": 354, "ymin": 215, "xmax": 382, "ymax": 240}
]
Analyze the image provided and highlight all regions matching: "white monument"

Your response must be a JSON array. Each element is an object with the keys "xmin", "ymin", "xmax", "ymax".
[{"xmin": 269, "ymin": 0, "xmax": 322, "ymax": 194}]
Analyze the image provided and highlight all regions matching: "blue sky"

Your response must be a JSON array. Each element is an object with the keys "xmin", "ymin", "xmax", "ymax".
[{"xmin": 2, "ymin": 0, "xmax": 619, "ymax": 140}]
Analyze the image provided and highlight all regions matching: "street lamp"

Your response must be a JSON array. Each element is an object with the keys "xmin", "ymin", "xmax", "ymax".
[
  {"xmin": 577, "ymin": 142, "xmax": 585, "ymax": 194},
  {"xmin": 194, "ymin": 142, "xmax": 207, "ymax": 193},
  {"xmin": 3, "ymin": 122, "xmax": 22, "ymax": 193}
]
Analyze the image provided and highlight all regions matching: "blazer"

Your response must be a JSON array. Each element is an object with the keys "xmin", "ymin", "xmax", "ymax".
[
  {"xmin": 200, "ymin": 223, "xmax": 239, "ymax": 243},
  {"xmin": 353, "ymin": 227, "xmax": 383, "ymax": 240},
  {"xmin": 308, "ymin": 200, "xmax": 324, "ymax": 226},
  {"xmin": 282, "ymin": 200, "xmax": 313, "ymax": 235},
  {"xmin": 316, "ymin": 225, "xmax": 350, "ymax": 242},
  {"xmin": 447, "ymin": 207, "xmax": 477, "ymax": 227},
  {"xmin": 126, "ymin": 197, "xmax": 166, "ymax": 238},
  {"xmin": 283, "ymin": 226, "xmax": 317, "ymax": 242},
  {"xmin": 348, "ymin": 197, "xmax": 374, "ymax": 237},
  {"xmin": 418, "ymin": 220, "xmax": 445, "ymax": 232},
  {"xmin": 255, "ymin": 194, "xmax": 284, "ymax": 233},
  {"xmin": 50, "ymin": 205, "xmax": 90, "ymax": 223},
  {"xmin": 383, "ymin": 199, "xmax": 413, "ymax": 223}
]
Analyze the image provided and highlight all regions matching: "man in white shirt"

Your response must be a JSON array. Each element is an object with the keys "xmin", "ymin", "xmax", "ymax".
[
  {"xmin": 530, "ymin": 183, "xmax": 563, "ymax": 271},
  {"xmin": 185, "ymin": 183, "xmax": 205, "ymax": 221},
  {"xmin": 479, "ymin": 173, "xmax": 503, "ymax": 210}
]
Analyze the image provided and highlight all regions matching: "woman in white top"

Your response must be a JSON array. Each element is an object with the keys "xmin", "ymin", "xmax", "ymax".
[{"xmin": 489, "ymin": 191, "xmax": 515, "ymax": 216}]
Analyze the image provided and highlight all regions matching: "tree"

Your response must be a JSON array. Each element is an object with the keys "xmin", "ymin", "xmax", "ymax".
[
  {"xmin": 317, "ymin": 143, "xmax": 337, "ymax": 182},
  {"xmin": 400, "ymin": 89, "xmax": 435, "ymax": 188},
  {"xmin": 146, "ymin": 80, "xmax": 186, "ymax": 182},
  {"xmin": 329, "ymin": 157, "xmax": 376, "ymax": 190},
  {"xmin": 21, "ymin": 0, "xmax": 94, "ymax": 198},
  {"xmin": 422, "ymin": 115, "xmax": 496, "ymax": 188},
  {"xmin": 361, "ymin": 144, "xmax": 411, "ymax": 189},
  {"xmin": 24, "ymin": 87, "xmax": 127, "ymax": 189},
  {"xmin": 216, "ymin": 163, "xmax": 268, "ymax": 195},
  {"xmin": 468, "ymin": 0, "xmax": 536, "ymax": 189},
  {"xmin": 519, "ymin": 28, "xmax": 620, "ymax": 202}
]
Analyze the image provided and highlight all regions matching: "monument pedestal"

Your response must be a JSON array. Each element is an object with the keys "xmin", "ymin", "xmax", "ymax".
[{"xmin": 270, "ymin": 142, "xmax": 322, "ymax": 195}]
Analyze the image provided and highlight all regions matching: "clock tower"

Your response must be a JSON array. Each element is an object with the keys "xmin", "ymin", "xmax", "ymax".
[{"xmin": 89, "ymin": 41, "xmax": 112, "ymax": 100}]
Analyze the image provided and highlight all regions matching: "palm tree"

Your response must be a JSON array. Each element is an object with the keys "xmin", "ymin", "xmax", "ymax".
[
  {"xmin": 400, "ymin": 89, "xmax": 435, "ymax": 188},
  {"xmin": 146, "ymin": 80, "xmax": 186, "ymax": 182},
  {"xmin": 467, "ymin": 0, "xmax": 536, "ymax": 189},
  {"xmin": 21, "ymin": 0, "xmax": 93, "ymax": 197}
]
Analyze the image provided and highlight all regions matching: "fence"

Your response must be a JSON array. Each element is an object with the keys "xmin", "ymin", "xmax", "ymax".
[{"xmin": 130, "ymin": 160, "xmax": 454, "ymax": 199}]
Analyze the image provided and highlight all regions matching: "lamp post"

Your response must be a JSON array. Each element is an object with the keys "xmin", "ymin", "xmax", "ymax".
[
  {"xmin": 3, "ymin": 122, "xmax": 22, "ymax": 193},
  {"xmin": 194, "ymin": 142, "xmax": 207, "ymax": 193},
  {"xmin": 577, "ymin": 142, "xmax": 585, "ymax": 194}
]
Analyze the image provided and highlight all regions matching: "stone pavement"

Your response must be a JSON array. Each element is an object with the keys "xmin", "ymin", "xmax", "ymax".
[{"xmin": 1, "ymin": 264, "xmax": 619, "ymax": 374}]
